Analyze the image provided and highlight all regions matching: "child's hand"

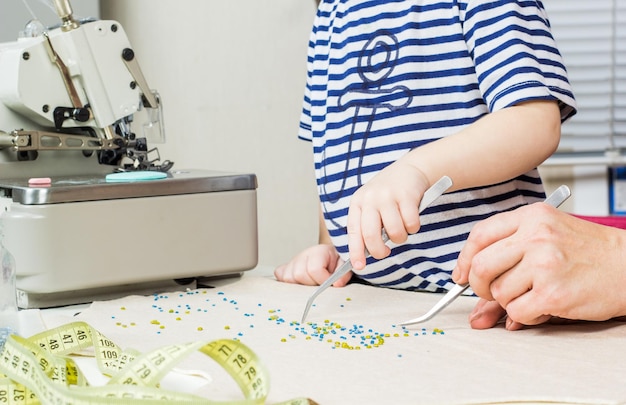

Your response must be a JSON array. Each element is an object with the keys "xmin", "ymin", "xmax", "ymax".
[
  {"xmin": 274, "ymin": 244, "xmax": 351, "ymax": 287},
  {"xmin": 347, "ymin": 161, "xmax": 430, "ymax": 270}
]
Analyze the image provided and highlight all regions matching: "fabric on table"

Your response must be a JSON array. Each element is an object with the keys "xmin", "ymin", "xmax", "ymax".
[{"xmin": 42, "ymin": 276, "xmax": 626, "ymax": 405}]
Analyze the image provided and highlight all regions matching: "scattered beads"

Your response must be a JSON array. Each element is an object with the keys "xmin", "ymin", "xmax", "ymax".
[
  {"xmin": 114, "ymin": 290, "xmax": 446, "ymax": 353},
  {"xmin": 272, "ymin": 319, "xmax": 444, "ymax": 351}
]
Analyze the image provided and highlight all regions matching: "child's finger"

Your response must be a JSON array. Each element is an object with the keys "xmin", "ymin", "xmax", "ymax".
[
  {"xmin": 347, "ymin": 205, "xmax": 367, "ymax": 270},
  {"xmin": 360, "ymin": 207, "xmax": 389, "ymax": 260},
  {"xmin": 331, "ymin": 268, "xmax": 353, "ymax": 287},
  {"xmin": 398, "ymin": 199, "xmax": 421, "ymax": 235},
  {"xmin": 380, "ymin": 207, "xmax": 408, "ymax": 245}
]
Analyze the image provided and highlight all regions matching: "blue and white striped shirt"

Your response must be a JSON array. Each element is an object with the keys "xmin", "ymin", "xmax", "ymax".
[{"xmin": 299, "ymin": 0, "xmax": 576, "ymax": 292}]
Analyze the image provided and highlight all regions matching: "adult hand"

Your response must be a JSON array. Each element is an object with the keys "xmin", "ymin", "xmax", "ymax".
[
  {"xmin": 452, "ymin": 202, "xmax": 626, "ymax": 329},
  {"xmin": 274, "ymin": 244, "xmax": 351, "ymax": 287},
  {"xmin": 347, "ymin": 161, "xmax": 430, "ymax": 270}
]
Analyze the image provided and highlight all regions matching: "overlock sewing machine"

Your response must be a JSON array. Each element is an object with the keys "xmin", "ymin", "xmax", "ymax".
[{"xmin": 0, "ymin": 0, "xmax": 258, "ymax": 308}]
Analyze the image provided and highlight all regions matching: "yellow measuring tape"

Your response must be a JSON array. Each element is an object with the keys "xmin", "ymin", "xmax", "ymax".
[{"xmin": 0, "ymin": 321, "xmax": 314, "ymax": 404}]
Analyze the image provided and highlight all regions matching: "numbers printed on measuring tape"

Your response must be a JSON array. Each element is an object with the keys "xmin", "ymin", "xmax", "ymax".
[
  {"xmin": 202, "ymin": 339, "xmax": 269, "ymax": 399},
  {"xmin": 0, "ymin": 321, "xmax": 315, "ymax": 405},
  {"xmin": 0, "ymin": 385, "xmax": 37, "ymax": 404}
]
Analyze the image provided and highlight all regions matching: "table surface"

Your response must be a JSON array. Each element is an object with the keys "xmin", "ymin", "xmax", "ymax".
[{"xmin": 34, "ymin": 267, "xmax": 626, "ymax": 405}]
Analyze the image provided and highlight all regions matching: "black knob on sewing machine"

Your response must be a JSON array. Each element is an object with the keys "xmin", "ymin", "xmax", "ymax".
[{"xmin": 53, "ymin": 106, "xmax": 90, "ymax": 129}]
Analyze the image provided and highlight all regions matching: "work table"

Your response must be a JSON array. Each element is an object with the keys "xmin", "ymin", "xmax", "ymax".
[{"xmin": 20, "ymin": 266, "xmax": 626, "ymax": 404}]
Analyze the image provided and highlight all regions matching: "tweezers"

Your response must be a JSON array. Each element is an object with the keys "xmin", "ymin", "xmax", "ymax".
[
  {"xmin": 300, "ymin": 175, "xmax": 454, "ymax": 323},
  {"xmin": 398, "ymin": 184, "xmax": 572, "ymax": 326}
]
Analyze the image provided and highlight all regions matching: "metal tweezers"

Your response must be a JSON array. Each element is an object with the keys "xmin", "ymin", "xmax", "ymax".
[
  {"xmin": 300, "ymin": 175, "xmax": 454, "ymax": 323},
  {"xmin": 398, "ymin": 184, "xmax": 571, "ymax": 326}
]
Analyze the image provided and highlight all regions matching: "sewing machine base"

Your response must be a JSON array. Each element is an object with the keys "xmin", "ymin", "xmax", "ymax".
[
  {"xmin": 16, "ymin": 278, "xmax": 198, "ymax": 309},
  {"xmin": 0, "ymin": 169, "xmax": 258, "ymax": 308}
]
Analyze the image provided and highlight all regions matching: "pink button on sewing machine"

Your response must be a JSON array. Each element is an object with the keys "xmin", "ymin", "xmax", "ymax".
[{"xmin": 28, "ymin": 177, "xmax": 52, "ymax": 186}]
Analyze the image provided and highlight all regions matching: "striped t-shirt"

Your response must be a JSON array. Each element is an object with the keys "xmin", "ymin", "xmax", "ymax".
[{"xmin": 299, "ymin": 0, "xmax": 576, "ymax": 292}]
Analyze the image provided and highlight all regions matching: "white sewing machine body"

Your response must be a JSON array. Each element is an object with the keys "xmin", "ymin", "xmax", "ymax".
[{"xmin": 0, "ymin": 2, "xmax": 258, "ymax": 308}]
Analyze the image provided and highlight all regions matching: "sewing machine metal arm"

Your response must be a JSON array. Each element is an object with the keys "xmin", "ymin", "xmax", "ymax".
[
  {"xmin": 0, "ymin": 128, "xmax": 172, "ymax": 171},
  {"xmin": 0, "ymin": 129, "xmax": 118, "ymax": 152}
]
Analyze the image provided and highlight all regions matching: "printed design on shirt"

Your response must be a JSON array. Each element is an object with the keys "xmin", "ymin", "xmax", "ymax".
[{"xmin": 322, "ymin": 31, "xmax": 413, "ymax": 228}]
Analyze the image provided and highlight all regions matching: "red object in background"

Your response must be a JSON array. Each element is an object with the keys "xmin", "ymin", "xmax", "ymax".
[{"xmin": 573, "ymin": 214, "xmax": 626, "ymax": 230}]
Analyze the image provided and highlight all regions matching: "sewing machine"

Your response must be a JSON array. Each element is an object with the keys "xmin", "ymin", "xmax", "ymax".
[{"xmin": 0, "ymin": 0, "xmax": 258, "ymax": 308}]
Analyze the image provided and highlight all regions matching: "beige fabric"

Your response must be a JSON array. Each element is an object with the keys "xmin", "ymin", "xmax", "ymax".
[{"xmin": 43, "ymin": 275, "xmax": 626, "ymax": 405}]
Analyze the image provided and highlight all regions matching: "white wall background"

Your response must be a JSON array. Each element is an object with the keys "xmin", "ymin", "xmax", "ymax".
[{"xmin": 100, "ymin": 1, "xmax": 320, "ymax": 268}]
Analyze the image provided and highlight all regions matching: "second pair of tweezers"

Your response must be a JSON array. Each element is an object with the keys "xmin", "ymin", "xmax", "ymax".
[{"xmin": 398, "ymin": 184, "xmax": 572, "ymax": 326}]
